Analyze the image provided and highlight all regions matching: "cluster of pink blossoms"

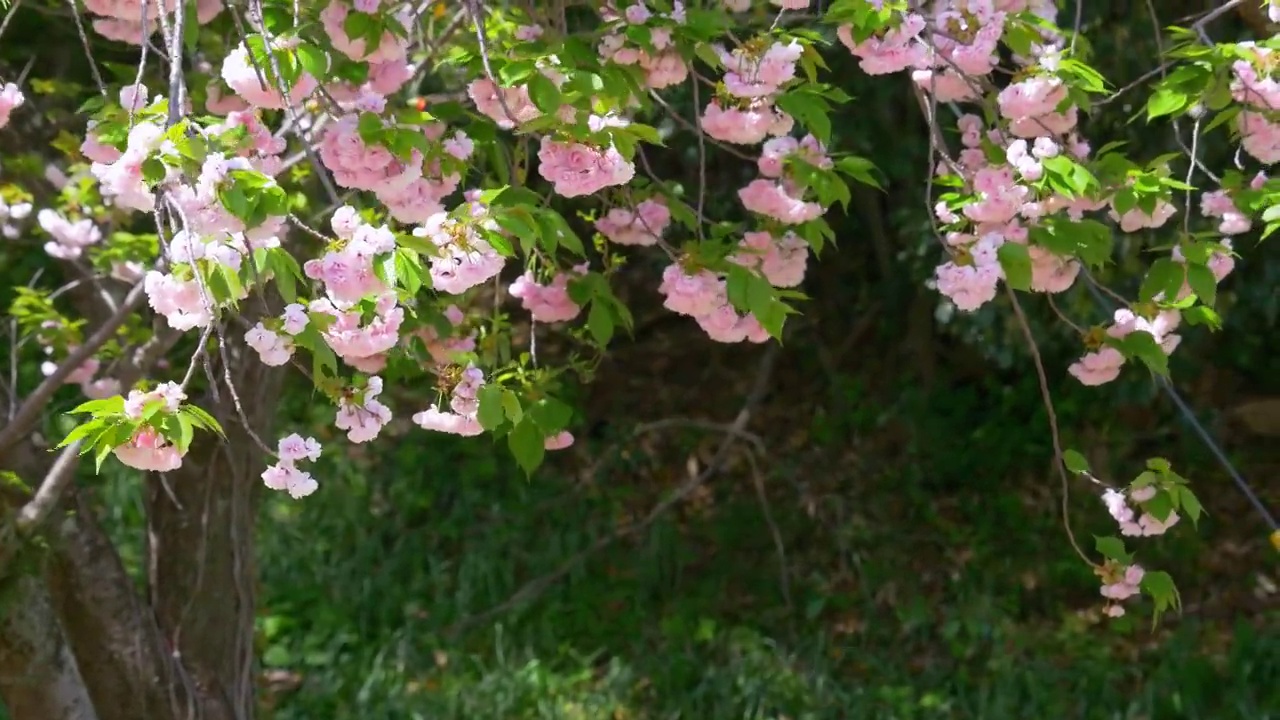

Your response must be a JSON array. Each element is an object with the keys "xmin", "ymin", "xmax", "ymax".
[
  {"xmin": 84, "ymin": 0, "xmax": 221, "ymax": 44},
  {"xmin": 414, "ymin": 209, "xmax": 506, "ymax": 294},
  {"xmin": 597, "ymin": 2, "xmax": 689, "ymax": 90},
  {"xmin": 1067, "ymin": 240, "xmax": 1235, "ymax": 386},
  {"xmin": 318, "ymin": 113, "xmax": 471, "ymax": 224},
  {"xmin": 246, "ymin": 304, "xmax": 309, "ymax": 367},
  {"xmin": 261, "ymin": 434, "xmax": 323, "ymax": 499},
  {"xmin": 1097, "ymin": 560, "xmax": 1145, "ymax": 618},
  {"xmin": 113, "ymin": 383, "xmax": 187, "ymax": 472},
  {"xmin": 335, "ymin": 375, "xmax": 392, "ymax": 443},
  {"xmin": 509, "ymin": 265, "xmax": 587, "ymax": 323},
  {"xmin": 536, "ymin": 134, "xmax": 636, "ymax": 198},
  {"xmin": 698, "ymin": 38, "xmax": 801, "ymax": 145},
  {"xmin": 740, "ymin": 134, "xmax": 829, "ymax": 224},
  {"xmin": 595, "ymin": 197, "xmax": 671, "ymax": 246},
  {"xmin": 38, "ymin": 209, "xmax": 102, "ymax": 261},
  {"xmin": 412, "ymin": 364, "xmax": 486, "ymax": 437},
  {"xmin": 658, "ymin": 264, "xmax": 769, "ymax": 344},
  {"xmin": 1230, "ymin": 44, "xmax": 1280, "ymax": 163},
  {"xmin": 832, "ymin": 3, "xmax": 1256, "ymax": 399},
  {"xmin": 1102, "ymin": 486, "xmax": 1181, "ymax": 539},
  {"xmin": 0, "ymin": 82, "xmax": 23, "ymax": 130}
]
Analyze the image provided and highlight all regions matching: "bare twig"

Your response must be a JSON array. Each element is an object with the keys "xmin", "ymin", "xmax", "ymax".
[{"xmin": 1005, "ymin": 287, "xmax": 1093, "ymax": 568}]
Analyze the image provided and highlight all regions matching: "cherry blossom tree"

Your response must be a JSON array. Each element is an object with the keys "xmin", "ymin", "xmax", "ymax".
[{"xmin": 1, "ymin": 0, "xmax": 1278, "ymax": 717}]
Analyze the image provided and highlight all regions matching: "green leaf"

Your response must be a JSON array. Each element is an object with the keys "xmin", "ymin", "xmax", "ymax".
[
  {"xmin": 1113, "ymin": 331, "xmax": 1169, "ymax": 377},
  {"xmin": 1139, "ymin": 258, "xmax": 1185, "ymax": 302},
  {"xmin": 501, "ymin": 389, "xmax": 523, "ymax": 425},
  {"xmin": 476, "ymin": 384, "xmax": 505, "ymax": 431},
  {"xmin": 295, "ymin": 43, "xmax": 330, "ymax": 79},
  {"xmin": 1184, "ymin": 263, "xmax": 1216, "ymax": 307},
  {"xmin": 1140, "ymin": 570, "xmax": 1181, "ymax": 623},
  {"xmin": 181, "ymin": 404, "xmax": 225, "ymax": 437},
  {"xmin": 775, "ymin": 89, "xmax": 832, "ymax": 144},
  {"xmin": 528, "ymin": 397, "xmax": 573, "ymax": 434},
  {"xmin": 94, "ymin": 439, "xmax": 114, "ymax": 474},
  {"xmin": 527, "ymin": 73, "xmax": 562, "ymax": 114},
  {"xmin": 142, "ymin": 157, "xmax": 167, "ymax": 184},
  {"xmin": 68, "ymin": 395, "xmax": 125, "ymax": 416},
  {"xmin": 997, "ymin": 242, "xmax": 1033, "ymax": 291},
  {"xmin": 1094, "ymin": 535, "xmax": 1130, "ymax": 562},
  {"xmin": 1146, "ymin": 88, "xmax": 1187, "ymax": 120},
  {"xmin": 357, "ymin": 112, "xmax": 384, "ymax": 144},
  {"xmin": 1063, "ymin": 449, "xmax": 1090, "ymax": 474},
  {"xmin": 835, "ymin": 155, "xmax": 883, "ymax": 190},
  {"xmin": 587, "ymin": 301, "xmax": 614, "ymax": 346},
  {"xmin": 1178, "ymin": 486, "xmax": 1204, "ymax": 527},
  {"xmin": 175, "ymin": 413, "xmax": 195, "ymax": 453},
  {"xmin": 1144, "ymin": 489, "xmax": 1175, "ymax": 523},
  {"xmin": 507, "ymin": 418, "xmax": 545, "ymax": 476},
  {"xmin": 56, "ymin": 418, "xmax": 107, "ymax": 449}
]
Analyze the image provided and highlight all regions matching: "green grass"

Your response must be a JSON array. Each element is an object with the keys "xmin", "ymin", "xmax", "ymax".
[{"xmin": 248, "ymin": 423, "xmax": 1280, "ymax": 720}]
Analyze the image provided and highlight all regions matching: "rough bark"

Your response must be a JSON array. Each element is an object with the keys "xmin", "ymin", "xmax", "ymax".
[
  {"xmin": 0, "ymin": 571, "xmax": 99, "ymax": 720},
  {"xmin": 1, "ymin": 342, "xmax": 282, "ymax": 720},
  {"xmin": 144, "ymin": 355, "xmax": 283, "ymax": 720}
]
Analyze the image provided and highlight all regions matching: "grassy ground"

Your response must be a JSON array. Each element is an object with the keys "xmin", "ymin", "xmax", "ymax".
[{"xmin": 230, "ymin": 345, "xmax": 1280, "ymax": 720}]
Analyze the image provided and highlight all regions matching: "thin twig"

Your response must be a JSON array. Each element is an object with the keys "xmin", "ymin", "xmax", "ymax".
[{"xmin": 1005, "ymin": 287, "xmax": 1094, "ymax": 568}]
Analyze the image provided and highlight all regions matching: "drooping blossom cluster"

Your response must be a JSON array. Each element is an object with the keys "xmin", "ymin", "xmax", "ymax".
[
  {"xmin": 698, "ymin": 37, "xmax": 802, "ymax": 145},
  {"xmin": 38, "ymin": 210, "xmax": 103, "ymax": 260},
  {"xmin": 304, "ymin": 207, "xmax": 395, "ymax": 304},
  {"xmin": 317, "ymin": 114, "xmax": 470, "ymax": 223},
  {"xmin": 246, "ymin": 303, "xmax": 309, "ymax": 367},
  {"xmin": 1096, "ymin": 559, "xmax": 1145, "ymax": 618},
  {"xmin": 597, "ymin": 1, "xmax": 690, "ymax": 89},
  {"xmin": 1230, "ymin": 43, "xmax": 1280, "ymax": 164},
  {"xmin": 335, "ymin": 375, "xmax": 392, "ymax": 443},
  {"xmin": 40, "ymin": 342, "xmax": 120, "ymax": 400},
  {"xmin": 261, "ymin": 433, "xmax": 323, "ymax": 499},
  {"xmin": 595, "ymin": 197, "xmax": 671, "ymax": 246},
  {"xmin": 740, "ymin": 134, "xmax": 829, "ymax": 224},
  {"xmin": 84, "ymin": 0, "xmax": 221, "ymax": 44},
  {"xmin": 113, "ymin": 383, "xmax": 187, "ymax": 472},
  {"xmin": 509, "ymin": 265, "xmax": 588, "ymax": 323},
  {"xmin": 729, "ymin": 230, "xmax": 809, "ymax": 288},
  {"xmin": 414, "ymin": 210, "xmax": 506, "ymax": 293},
  {"xmin": 536, "ymin": 135, "xmax": 636, "ymax": 198},
  {"xmin": 658, "ymin": 263, "xmax": 770, "ymax": 344},
  {"xmin": 1102, "ymin": 486, "xmax": 1181, "ymax": 539},
  {"xmin": 412, "ymin": 364, "xmax": 486, "ymax": 437},
  {"xmin": 0, "ymin": 82, "xmax": 23, "ymax": 130}
]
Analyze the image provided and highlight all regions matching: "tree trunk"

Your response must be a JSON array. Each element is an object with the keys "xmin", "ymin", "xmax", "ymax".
[
  {"xmin": 0, "ymin": 572, "xmax": 99, "ymax": 720},
  {"xmin": 0, "ymin": 346, "xmax": 283, "ymax": 720}
]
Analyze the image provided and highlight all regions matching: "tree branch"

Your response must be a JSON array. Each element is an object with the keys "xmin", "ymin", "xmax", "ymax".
[{"xmin": 0, "ymin": 280, "xmax": 147, "ymax": 457}]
